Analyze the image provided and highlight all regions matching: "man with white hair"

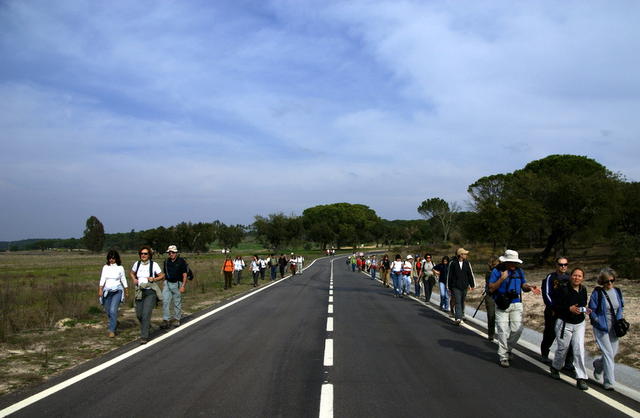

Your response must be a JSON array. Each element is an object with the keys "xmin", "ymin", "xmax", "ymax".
[
  {"xmin": 447, "ymin": 248, "xmax": 476, "ymax": 325},
  {"xmin": 488, "ymin": 249, "xmax": 540, "ymax": 367}
]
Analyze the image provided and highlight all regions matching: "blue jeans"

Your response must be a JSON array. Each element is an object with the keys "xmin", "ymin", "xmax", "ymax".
[
  {"xmin": 439, "ymin": 282, "xmax": 449, "ymax": 310},
  {"xmin": 162, "ymin": 281, "xmax": 182, "ymax": 321},
  {"xmin": 103, "ymin": 289, "xmax": 122, "ymax": 332},
  {"xmin": 414, "ymin": 279, "xmax": 421, "ymax": 297},
  {"xmin": 351, "ymin": 263, "xmax": 356, "ymax": 272},
  {"xmin": 391, "ymin": 272, "xmax": 401, "ymax": 295},
  {"xmin": 370, "ymin": 269, "xmax": 377, "ymax": 280},
  {"xmin": 270, "ymin": 266, "xmax": 277, "ymax": 280}
]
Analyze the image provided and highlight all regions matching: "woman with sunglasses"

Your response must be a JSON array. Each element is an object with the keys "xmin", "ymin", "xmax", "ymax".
[
  {"xmin": 130, "ymin": 246, "xmax": 165, "ymax": 344},
  {"xmin": 98, "ymin": 250, "xmax": 128, "ymax": 338},
  {"xmin": 588, "ymin": 268, "xmax": 625, "ymax": 391}
]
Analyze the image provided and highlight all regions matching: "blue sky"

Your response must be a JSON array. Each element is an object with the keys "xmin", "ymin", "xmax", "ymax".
[{"xmin": 1, "ymin": 0, "xmax": 639, "ymax": 241}]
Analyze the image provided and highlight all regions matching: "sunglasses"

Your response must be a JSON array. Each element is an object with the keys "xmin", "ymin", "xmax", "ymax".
[
  {"xmin": 605, "ymin": 279, "xmax": 615, "ymax": 283},
  {"xmin": 139, "ymin": 252, "xmax": 149, "ymax": 256},
  {"xmin": 557, "ymin": 263, "xmax": 569, "ymax": 267},
  {"xmin": 168, "ymin": 251, "xmax": 177, "ymax": 254}
]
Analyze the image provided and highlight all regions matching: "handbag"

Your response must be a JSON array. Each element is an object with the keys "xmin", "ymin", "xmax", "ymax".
[{"xmin": 602, "ymin": 289, "xmax": 629, "ymax": 338}]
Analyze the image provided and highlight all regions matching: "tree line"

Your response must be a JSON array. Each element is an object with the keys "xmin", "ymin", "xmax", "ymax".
[{"xmin": 16, "ymin": 154, "xmax": 639, "ymax": 278}]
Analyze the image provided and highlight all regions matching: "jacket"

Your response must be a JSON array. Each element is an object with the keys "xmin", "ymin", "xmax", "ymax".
[
  {"xmin": 447, "ymin": 259, "xmax": 476, "ymax": 291},
  {"xmin": 588, "ymin": 287, "xmax": 624, "ymax": 332}
]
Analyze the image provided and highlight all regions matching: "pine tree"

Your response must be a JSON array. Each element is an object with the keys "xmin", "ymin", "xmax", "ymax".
[{"xmin": 83, "ymin": 216, "xmax": 105, "ymax": 252}]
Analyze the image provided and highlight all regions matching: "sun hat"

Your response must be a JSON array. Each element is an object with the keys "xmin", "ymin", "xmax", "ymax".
[
  {"xmin": 456, "ymin": 248, "xmax": 470, "ymax": 256},
  {"xmin": 166, "ymin": 245, "xmax": 179, "ymax": 253},
  {"xmin": 406, "ymin": 255, "xmax": 413, "ymax": 259},
  {"xmin": 499, "ymin": 249, "xmax": 523, "ymax": 264}
]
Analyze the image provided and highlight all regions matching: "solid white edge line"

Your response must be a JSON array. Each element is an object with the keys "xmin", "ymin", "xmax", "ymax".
[
  {"xmin": 324, "ymin": 339, "xmax": 334, "ymax": 366},
  {"xmin": 0, "ymin": 257, "xmax": 327, "ymax": 418},
  {"xmin": 327, "ymin": 317, "xmax": 334, "ymax": 332},
  {"xmin": 319, "ymin": 384, "xmax": 334, "ymax": 418},
  {"xmin": 358, "ymin": 267, "xmax": 640, "ymax": 417}
]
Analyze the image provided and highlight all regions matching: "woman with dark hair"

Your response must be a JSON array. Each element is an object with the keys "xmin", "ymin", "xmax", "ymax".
[
  {"xmin": 130, "ymin": 246, "xmax": 164, "ymax": 344},
  {"xmin": 99, "ymin": 250, "xmax": 128, "ymax": 338},
  {"xmin": 589, "ymin": 268, "xmax": 625, "ymax": 391},
  {"xmin": 550, "ymin": 267, "xmax": 591, "ymax": 390},
  {"xmin": 433, "ymin": 256, "xmax": 450, "ymax": 311},
  {"xmin": 422, "ymin": 254, "xmax": 436, "ymax": 303},
  {"xmin": 251, "ymin": 255, "xmax": 260, "ymax": 287}
]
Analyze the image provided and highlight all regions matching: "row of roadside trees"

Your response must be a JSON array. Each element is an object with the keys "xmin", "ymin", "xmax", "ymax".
[{"xmin": 25, "ymin": 154, "xmax": 639, "ymax": 277}]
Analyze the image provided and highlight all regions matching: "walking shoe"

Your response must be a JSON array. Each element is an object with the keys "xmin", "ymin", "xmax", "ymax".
[
  {"xmin": 592, "ymin": 360, "xmax": 603, "ymax": 381},
  {"xmin": 107, "ymin": 331, "xmax": 115, "ymax": 338},
  {"xmin": 160, "ymin": 320, "xmax": 170, "ymax": 330},
  {"xmin": 171, "ymin": 319, "xmax": 181, "ymax": 328},
  {"xmin": 139, "ymin": 338, "xmax": 148, "ymax": 345},
  {"xmin": 500, "ymin": 359, "xmax": 510, "ymax": 368},
  {"xmin": 541, "ymin": 354, "xmax": 549, "ymax": 364},
  {"xmin": 576, "ymin": 379, "xmax": 588, "ymax": 391},
  {"xmin": 603, "ymin": 383, "xmax": 614, "ymax": 391},
  {"xmin": 549, "ymin": 366, "xmax": 560, "ymax": 380},
  {"xmin": 455, "ymin": 319, "xmax": 461, "ymax": 326}
]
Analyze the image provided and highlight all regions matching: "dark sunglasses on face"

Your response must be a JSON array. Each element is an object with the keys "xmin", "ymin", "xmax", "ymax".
[
  {"xmin": 605, "ymin": 279, "xmax": 615, "ymax": 283},
  {"xmin": 139, "ymin": 252, "xmax": 149, "ymax": 256},
  {"xmin": 557, "ymin": 263, "xmax": 568, "ymax": 267}
]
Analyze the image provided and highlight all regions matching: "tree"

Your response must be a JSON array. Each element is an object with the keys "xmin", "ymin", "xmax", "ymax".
[
  {"xmin": 217, "ymin": 223, "xmax": 245, "ymax": 250},
  {"xmin": 83, "ymin": 216, "xmax": 105, "ymax": 252},
  {"xmin": 417, "ymin": 198, "xmax": 459, "ymax": 242},
  {"xmin": 253, "ymin": 213, "xmax": 301, "ymax": 250},
  {"xmin": 302, "ymin": 203, "xmax": 380, "ymax": 248}
]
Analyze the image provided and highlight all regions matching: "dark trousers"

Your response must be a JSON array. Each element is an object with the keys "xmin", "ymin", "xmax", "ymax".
[
  {"xmin": 252, "ymin": 271, "xmax": 259, "ymax": 286},
  {"xmin": 270, "ymin": 266, "xmax": 277, "ymax": 280},
  {"xmin": 485, "ymin": 294, "xmax": 496, "ymax": 338},
  {"xmin": 234, "ymin": 270, "xmax": 242, "ymax": 285},
  {"xmin": 452, "ymin": 288, "xmax": 468, "ymax": 320},
  {"xmin": 135, "ymin": 289, "xmax": 157, "ymax": 339},
  {"xmin": 541, "ymin": 306, "xmax": 574, "ymax": 364},
  {"xmin": 223, "ymin": 271, "xmax": 233, "ymax": 289},
  {"xmin": 423, "ymin": 277, "xmax": 436, "ymax": 302},
  {"xmin": 260, "ymin": 268, "xmax": 266, "ymax": 280},
  {"xmin": 279, "ymin": 266, "xmax": 286, "ymax": 278}
]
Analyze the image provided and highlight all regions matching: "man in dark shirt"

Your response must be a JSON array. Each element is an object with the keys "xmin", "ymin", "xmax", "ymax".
[
  {"xmin": 447, "ymin": 248, "xmax": 476, "ymax": 325},
  {"xmin": 162, "ymin": 245, "xmax": 188, "ymax": 329},
  {"xmin": 540, "ymin": 257, "xmax": 574, "ymax": 369}
]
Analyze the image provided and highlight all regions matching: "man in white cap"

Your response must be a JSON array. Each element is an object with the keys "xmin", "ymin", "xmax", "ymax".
[
  {"xmin": 488, "ymin": 249, "xmax": 540, "ymax": 367},
  {"xmin": 447, "ymin": 248, "xmax": 476, "ymax": 324},
  {"xmin": 161, "ymin": 245, "xmax": 188, "ymax": 329}
]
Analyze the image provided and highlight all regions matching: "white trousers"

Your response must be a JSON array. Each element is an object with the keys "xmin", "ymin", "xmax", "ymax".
[
  {"xmin": 495, "ymin": 302, "xmax": 523, "ymax": 361},
  {"xmin": 593, "ymin": 327, "xmax": 619, "ymax": 385},
  {"xmin": 552, "ymin": 319, "xmax": 587, "ymax": 379}
]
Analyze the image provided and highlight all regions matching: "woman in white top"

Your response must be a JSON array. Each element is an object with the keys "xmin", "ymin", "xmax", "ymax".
[
  {"xmin": 251, "ymin": 255, "xmax": 260, "ymax": 287},
  {"xmin": 99, "ymin": 250, "xmax": 128, "ymax": 338},
  {"xmin": 130, "ymin": 246, "xmax": 164, "ymax": 344},
  {"xmin": 390, "ymin": 254, "xmax": 404, "ymax": 297}
]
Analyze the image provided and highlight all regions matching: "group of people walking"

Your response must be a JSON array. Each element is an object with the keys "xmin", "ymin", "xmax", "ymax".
[
  {"xmin": 353, "ymin": 249, "xmax": 627, "ymax": 392},
  {"xmin": 98, "ymin": 248, "xmax": 306, "ymax": 344}
]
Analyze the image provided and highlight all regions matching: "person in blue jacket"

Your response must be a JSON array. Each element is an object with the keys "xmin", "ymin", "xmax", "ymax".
[{"xmin": 589, "ymin": 268, "xmax": 625, "ymax": 391}]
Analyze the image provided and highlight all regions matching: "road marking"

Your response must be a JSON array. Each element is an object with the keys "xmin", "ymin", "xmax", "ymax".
[
  {"xmin": 319, "ymin": 384, "xmax": 334, "ymax": 418},
  {"xmin": 324, "ymin": 339, "xmax": 334, "ymax": 366},
  {"xmin": 327, "ymin": 317, "xmax": 334, "ymax": 332},
  {"xmin": 329, "ymin": 296, "xmax": 333, "ymax": 303},
  {"xmin": 329, "ymin": 289, "xmax": 333, "ymax": 295},
  {"xmin": 328, "ymin": 305, "xmax": 333, "ymax": 314},
  {"xmin": 0, "ymin": 257, "xmax": 327, "ymax": 418}
]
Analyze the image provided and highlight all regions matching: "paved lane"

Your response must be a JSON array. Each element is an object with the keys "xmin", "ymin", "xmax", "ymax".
[
  {"xmin": 7, "ymin": 260, "xmax": 332, "ymax": 418},
  {"xmin": 331, "ymin": 261, "xmax": 635, "ymax": 418}
]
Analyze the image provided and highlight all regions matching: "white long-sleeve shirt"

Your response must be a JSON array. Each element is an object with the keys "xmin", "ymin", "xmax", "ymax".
[{"xmin": 100, "ymin": 264, "xmax": 128, "ymax": 291}]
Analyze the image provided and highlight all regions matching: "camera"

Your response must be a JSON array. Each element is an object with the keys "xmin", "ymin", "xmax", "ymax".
[
  {"xmin": 506, "ymin": 290, "xmax": 518, "ymax": 301},
  {"xmin": 578, "ymin": 307, "xmax": 587, "ymax": 313}
]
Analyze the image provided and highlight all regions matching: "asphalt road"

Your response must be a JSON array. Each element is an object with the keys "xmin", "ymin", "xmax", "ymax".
[{"xmin": 2, "ymin": 256, "xmax": 639, "ymax": 417}]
